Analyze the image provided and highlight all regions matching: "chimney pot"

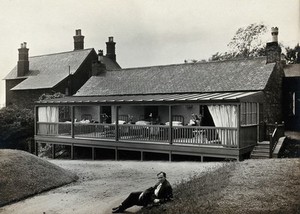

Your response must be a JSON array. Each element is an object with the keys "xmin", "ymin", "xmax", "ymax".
[
  {"xmin": 98, "ymin": 50, "xmax": 104, "ymax": 62},
  {"xmin": 271, "ymin": 27, "xmax": 279, "ymax": 42},
  {"xmin": 76, "ymin": 29, "xmax": 81, "ymax": 36}
]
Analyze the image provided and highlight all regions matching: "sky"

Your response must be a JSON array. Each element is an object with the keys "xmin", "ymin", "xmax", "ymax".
[{"xmin": 0, "ymin": 0, "xmax": 299, "ymax": 106}]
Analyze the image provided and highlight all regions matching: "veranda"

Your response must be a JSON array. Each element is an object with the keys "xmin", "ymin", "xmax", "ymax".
[{"xmin": 34, "ymin": 92, "xmax": 261, "ymax": 161}]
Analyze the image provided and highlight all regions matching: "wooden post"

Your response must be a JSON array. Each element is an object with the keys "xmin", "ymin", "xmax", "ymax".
[
  {"xmin": 256, "ymin": 103, "xmax": 260, "ymax": 142},
  {"xmin": 35, "ymin": 141, "xmax": 39, "ymax": 156},
  {"xmin": 169, "ymin": 152, "xmax": 172, "ymax": 162},
  {"xmin": 237, "ymin": 104, "xmax": 241, "ymax": 148},
  {"xmin": 115, "ymin": 106, "xmax": 119, "ymax": 142},
  {"xmin": 71, "ymin": 106, "xmax": 74, "ymax": 138},
  {"xmin": 92, "ymin": 147, "xmax": 95, "ymax": 160},
  {"xmin": 71, "ymin": 144, "xmax": 74, "ymax": 160},
  {"xmin": 168, "ymin": 105, "xmax": 173, "ymax": 145},
  {"xmin": 52, "ymin": 144, "xmax": 56, "ymax": 159},
  {"xmin": 34, "ymin": 106, "xmax": 38, "ymax": 156},
  {"xmin": 115, "ymin": 148, "xmax": 119, "ymax": 160},
  {"xmin": 34, "ymin": 106, "xmax": 38, "ymax": 137}
]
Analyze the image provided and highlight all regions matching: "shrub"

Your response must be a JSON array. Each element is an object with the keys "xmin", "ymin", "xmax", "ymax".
[{"xmin": 0, "ymin": 105, "xmax": 34, "ymax": 150}]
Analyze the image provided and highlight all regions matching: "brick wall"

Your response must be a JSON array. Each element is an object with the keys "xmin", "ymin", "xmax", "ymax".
[{"xmin": 263, "ymin": 62, "xmax": 285, "ymax": 124}]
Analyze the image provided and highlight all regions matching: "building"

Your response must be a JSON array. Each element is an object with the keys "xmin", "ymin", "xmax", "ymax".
[
  {"xmin": 3, "ymin": 30, "xmax": 121, "ymax": 109},
  {"xmin": 283, "ymin": 63, "xmax": 300, "ymax": 131},
  {"xmin": 34, "ymin": 55, "xmax": 285, "ymax": 161},
  {"xmin": 32, "ymin": 27, "xmax": 295, "ymax": 161}
]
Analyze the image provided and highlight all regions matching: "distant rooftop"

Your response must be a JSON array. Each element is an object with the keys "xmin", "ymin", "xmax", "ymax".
[{"xmin": 4, "ymin": 49, "xmax": 121, "ymax": 90}]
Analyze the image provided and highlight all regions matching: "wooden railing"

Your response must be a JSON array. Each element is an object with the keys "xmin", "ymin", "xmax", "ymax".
[
  {"xmin": 119, "ymin": 124, "xmax": 169, "ymax": 142},
  {"xmin": 269, "ymin": 123, "xmax": 285, "ymax": 157},
  {"xmin": 170, "ymin": 126, "xmax": 237, "ymax": 147},
  {"xmin": 37, "ymin": 122, "xmax": 238, "ymax": 147},
  {"xmin": 74, "ymin": 123, "xmax": 116, "ymax": 139},
  {"xmin": 37, "ymin": 122, "xmax": 72, "ymax": 136}
]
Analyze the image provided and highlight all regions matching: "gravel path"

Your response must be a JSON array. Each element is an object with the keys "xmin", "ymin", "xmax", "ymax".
[{"xmin": 0, "ymin": 160, "xmax": 223, "ymax": 214}]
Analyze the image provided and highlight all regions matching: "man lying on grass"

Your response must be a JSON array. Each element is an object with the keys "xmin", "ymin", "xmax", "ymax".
[{"xmin": 112, "ymin": 171, "xmax": 173, "ymax": 213}]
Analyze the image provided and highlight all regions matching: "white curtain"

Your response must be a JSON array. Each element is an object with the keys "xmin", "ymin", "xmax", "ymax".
[
  {"xmin": 208, "ymin": 105, "xmax": 237, "ymax": 146},
  {"xmin": 38, "ymin": 107, "xmax": 59, "ymax": 135}
]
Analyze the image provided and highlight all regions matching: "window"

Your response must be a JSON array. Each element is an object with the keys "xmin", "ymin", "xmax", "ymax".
[{"xmin": 240, "ymin": 102, "xmax": 258, "ymax": 125}]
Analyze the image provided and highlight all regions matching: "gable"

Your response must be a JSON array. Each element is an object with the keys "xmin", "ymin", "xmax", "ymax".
[
  {"xmin": 4, "ymin": 49, "xmax": 95, "ymax": 90},
  {"xmin": 75, "ymin": 58, "xmax": 275, "ymax": 96},
  {"xmin": 4, "ymin": 48, "xmax": 121, "ymax": 91}
]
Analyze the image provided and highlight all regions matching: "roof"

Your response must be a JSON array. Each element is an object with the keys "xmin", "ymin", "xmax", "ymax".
[
  {"xmin": 36, "ymin": 91, "xmax": 263, "ymax": 105},
  {"xmin": 4, "ymin": 48, "xmax": 121, "ymax": 90},
  {"xmin": 75, "ymin": 57, "xmax": 275, "ymax": 96},
  {"xmin": 284, "ymin": 64, "xmax": 300, "ymax": 77}
]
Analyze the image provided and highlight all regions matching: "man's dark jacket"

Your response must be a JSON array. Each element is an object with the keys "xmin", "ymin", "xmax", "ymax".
[{"xmin": 140, "ymin": 179, "xmax": 173, "ymax": 205}]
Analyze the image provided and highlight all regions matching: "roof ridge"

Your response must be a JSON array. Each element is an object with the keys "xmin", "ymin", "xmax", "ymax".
[
  {"xmin": 29, "ymin": 48, "xmax": 94, "ymax": 58},
  {"xmin": 110, "ymin": 56, "xmax": 267, "ymax": 72}
]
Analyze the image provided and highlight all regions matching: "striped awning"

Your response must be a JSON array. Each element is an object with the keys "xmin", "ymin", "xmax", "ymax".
[{"xmin": 36, "ymin": 91, "xmax": 263, "ymax": 105}]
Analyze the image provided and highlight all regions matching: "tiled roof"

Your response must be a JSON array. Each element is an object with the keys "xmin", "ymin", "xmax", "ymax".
[
  {"xmin": 75, "ymin": 57, "xmax": 275, "ymax": 96},
  {"xmin": 4, "ymin": 48, "xmax": 121, "ymax": 90}
]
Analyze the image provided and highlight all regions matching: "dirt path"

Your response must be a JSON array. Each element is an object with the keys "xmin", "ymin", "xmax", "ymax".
[{"xmin": 0, "ymin": 160, "xmax": 223, "ymax": 214}]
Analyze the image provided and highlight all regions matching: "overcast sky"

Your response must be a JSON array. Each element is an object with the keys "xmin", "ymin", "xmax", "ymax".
[{"xmin": 0, "ymin": 0, "xmax": 299, "ymax": 106}]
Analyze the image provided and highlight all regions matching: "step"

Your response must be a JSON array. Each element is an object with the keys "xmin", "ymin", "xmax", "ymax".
[
  {"xmin": 251, "ymin": 150, "xmax": 270, "ymax": 155},
  {"xmin": 251, "ymin": 150, "xmax": 270, "ymax": 159},
  {"xmin": 251, "ymin": 155, "xmax": 270, "ymax": 159},
  {"xmin": 254, "ymin": 146, "xmax": 269, "ymax": 150},
  {"xmin": 257, "ymin": 141, "xmax": 270, "ymax": 146}
]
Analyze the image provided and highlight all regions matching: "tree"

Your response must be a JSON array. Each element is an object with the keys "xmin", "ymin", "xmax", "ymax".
[
  {"xmin": 210, "ymin": 23, "xmax": 267, "ymax": 61},
  {"xmin": 0, "ymin": 105, "xmax": 34, "ymax": 150},
  {"xmin": 284, "ymin": 44, "xmax": 300, "ymax": 64}
]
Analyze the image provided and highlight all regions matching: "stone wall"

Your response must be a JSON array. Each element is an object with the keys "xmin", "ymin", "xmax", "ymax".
[{"xmin": 263, "ymin": 62, "xmax": 285, "ymax": 124}]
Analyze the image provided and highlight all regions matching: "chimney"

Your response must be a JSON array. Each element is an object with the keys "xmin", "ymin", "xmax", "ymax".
[
  {"xmin": 73, "ymin": 29, "xmax": 84, "ymax": 50},
  {"xmin": 98, "ymin": 49, "xmax": 104, "ymax": 62},
  {"xmin": 106, "ymin": 36, "xmax": 116, "ymax": 61},
  {"xmin": 266, "ymin": 27, "xmax": 281, "ymax": 64},
  {"xmin": 92, "ymin": 50, "xmax": 106, "ymax": 76},
  {"xmin": 17, "ymin": 42, "xmax": 29, "ymax": 76}
]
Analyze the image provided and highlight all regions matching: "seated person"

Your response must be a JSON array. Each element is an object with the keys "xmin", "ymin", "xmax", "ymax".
[
  {"xmin": 188, "ymin": 113, "xmax": 201, "ymax": 126},
  {"xmin": 112, "ymin": 171, "xmax": 173, "ymax": 213}
]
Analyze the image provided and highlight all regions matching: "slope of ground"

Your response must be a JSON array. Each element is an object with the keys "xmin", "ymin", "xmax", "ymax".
[
  {"xmin": 0, "ymin": 159, "xmax": 223, "ymax": 214},
  {"xmin": 0, "ymin": 149, "xmax": 78, "ymax": 207},
  {"xmin": 0, "ymin": 156, "xmax": 299, "ymax": 214},
  {"xmin": 138, "ymin": 159, "xmax": 300, "ymax": 214}
]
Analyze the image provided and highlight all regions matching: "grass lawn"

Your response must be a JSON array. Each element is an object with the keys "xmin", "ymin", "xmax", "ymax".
[
  {"xmin": 0, "ymin": 149, "xmax": 78, "ymax": 207},
  {"xmin": 138, "ymin": 159, "xmax": 300, "ymax": 214}
]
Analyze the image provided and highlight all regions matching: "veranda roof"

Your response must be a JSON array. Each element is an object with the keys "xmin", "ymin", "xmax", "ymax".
[{"xmin": 36, "ymin": 91, "xmax": 263, "ymax": 105}]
